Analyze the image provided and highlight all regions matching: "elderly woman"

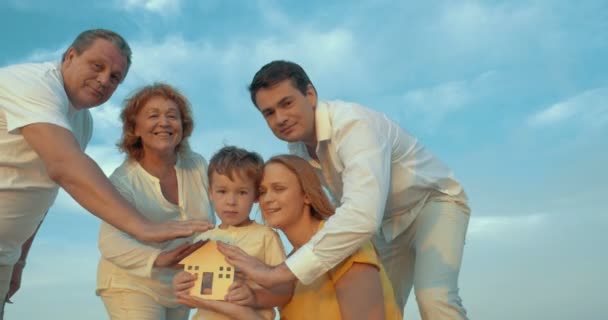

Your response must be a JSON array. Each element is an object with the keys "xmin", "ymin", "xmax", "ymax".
[
  {"xmin": 174, "ymin": 155, "xmax": 402, "ymax": 320},
  {"xmin": 96, "ymin": 83, "xmax": 215, "ymax": 320}
]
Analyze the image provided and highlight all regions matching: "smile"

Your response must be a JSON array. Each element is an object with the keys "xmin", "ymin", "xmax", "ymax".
[{"xmin": 280, "ymin": 124, "xmax": 296, "ymax": 135}]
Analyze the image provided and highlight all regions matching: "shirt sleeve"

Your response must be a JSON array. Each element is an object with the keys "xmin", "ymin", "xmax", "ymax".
[
  {"xmin": 263, "ymin": 229, "xmax": 287, "ymax": 266},
  {"xmin": 0, "ymin": 63, "xmax": 73, "ymax": 133},
  {"xmin": 97, "ymin": 175, "xmax": 161, "ymax": 279},
  {"xmin": 286, "ymin": 109, "xmax": 391, "ymax": 284}
]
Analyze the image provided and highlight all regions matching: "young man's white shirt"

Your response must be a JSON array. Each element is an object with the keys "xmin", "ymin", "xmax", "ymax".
[{"xmin": 286, "ymin": 100, "xmax": 467, "ymax": 285}]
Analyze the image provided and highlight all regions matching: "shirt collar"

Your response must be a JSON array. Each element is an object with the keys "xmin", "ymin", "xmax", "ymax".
[{"xmin": 315, "ymin": 101, "xmax": 332, "ymax": 142}]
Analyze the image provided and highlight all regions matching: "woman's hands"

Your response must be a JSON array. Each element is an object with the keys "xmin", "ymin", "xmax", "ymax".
[{"xmin": 217, "ymin": 242, "xmax": 296, "ymax": 288}]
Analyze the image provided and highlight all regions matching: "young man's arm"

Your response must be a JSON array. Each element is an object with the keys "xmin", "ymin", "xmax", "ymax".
[
  {"xmin": 21, "ymin": 123, "xmax": 212, "ymax": 242},
  {"xmin": 285, "ymin": 114, "xmax": 390, "ymax": 284},
  {"xmin": 220, "ymin": 112, "xmax": 390, "ymax": 287}
]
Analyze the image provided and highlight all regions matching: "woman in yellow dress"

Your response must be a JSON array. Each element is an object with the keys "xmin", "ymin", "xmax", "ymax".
[{"xmin": 174, "ymin": 155, "xmax": 402, "ymax": 320}]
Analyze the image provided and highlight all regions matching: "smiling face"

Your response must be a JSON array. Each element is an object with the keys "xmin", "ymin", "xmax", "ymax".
[
  {"xmin": 259, "ymin": 162, "xmax": 310, "ymax": 230},
  {"xmin": 134, "ymin": 96, "xmax": 184, "ymax": 157},
  {"xmin": 255, "ymin": 80, "xmax": 317, "ymax": 146},
  {"xmin": 61, "ymin": 39, "xmax": 127, "ymax": 109},
  {"xmin": 209, "ymin": 171, "xmax": 256, "ymax": 227}
]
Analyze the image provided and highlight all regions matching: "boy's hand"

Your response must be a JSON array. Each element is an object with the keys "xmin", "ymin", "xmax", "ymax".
[
  {"xmin": 225, "ymin": 281, "xmax": 257, "ymax": 307},
  {"xmin": 173, "ymin": 271, "xmax": 196, "ymax": 297}
]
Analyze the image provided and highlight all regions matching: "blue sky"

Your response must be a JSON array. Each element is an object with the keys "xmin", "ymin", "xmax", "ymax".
[{"xmin": 2, "ymin": 0, "xmax": 607, "ymax": 319}]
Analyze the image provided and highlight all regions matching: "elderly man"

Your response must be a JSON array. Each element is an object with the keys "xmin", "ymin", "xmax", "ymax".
[{"xmin": 0, "ymin": 29, "xmax": 212, "ymax": 317}]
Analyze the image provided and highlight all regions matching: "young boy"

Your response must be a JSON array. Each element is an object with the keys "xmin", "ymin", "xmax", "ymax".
[{"xmin": 175, "ymin": 146, "xmax": 287, "ymax": 320}]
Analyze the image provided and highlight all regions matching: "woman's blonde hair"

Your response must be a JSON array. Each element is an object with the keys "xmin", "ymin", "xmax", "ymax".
[{"xmin": 265, "ymin": 155, "xmax": 334, "ymax": 220}]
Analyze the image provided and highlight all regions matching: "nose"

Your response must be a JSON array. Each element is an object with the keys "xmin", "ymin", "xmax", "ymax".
[
  {"xmin": 275, "ymin": 109, "xmax": 288, "ymax": 126},
  {"xmin": 97, "ymin": 71, "xmax": 111, "ymax": 87},
  {"xmin": 226, "ymin": 193, "xmax": 237, "ymax": 205},
  {"xmin": 159, "ymin": 115, "xmax": 170, "ymax": 125},
  {"xmin": 260, "ymin": 192, "xmax": 274, "ymax": 205}
]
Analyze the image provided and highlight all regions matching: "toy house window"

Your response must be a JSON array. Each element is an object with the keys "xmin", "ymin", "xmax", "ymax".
[
  {"xmin": 220, "ymin": 266, "xmax": 224, "ymax": 271},
  {"xmin": 219, "ymin": 274, "xmax": 223, "ymax": 279},
  {"xmin": 227, "ymin": 267, "xmax": 232, "ymax": 271},
  {"xmin": 188, "ymin": 266, "xmax": 192, "ymax": 270},
  {"xmin": 201, "ymin": 272, "xmax": 213, "ymax": 295},
  {"xmin": 194, "ymin": 266, "xmax": 199, "ymax": 271},
  {"xmin": 226, "ymin": 274, "xmax": 231, "ymax": 279}
]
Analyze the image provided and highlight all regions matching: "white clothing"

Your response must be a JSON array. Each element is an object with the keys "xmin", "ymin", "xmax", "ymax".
[
  {"xmin": 96, "ymin": 151, "xmax": 214, "ymax": 307},
  {"xmin": 374, "ymin": 196, "xmax": 470, "ymax": 319},
  {"xmin": 192, "ymin": 222, "xmax": 286, "ymax": 320},
  {"xmin": 0, "ymin": 62, "xmax": 92, "ymax": 299},
  {"xmin": 286, "ymin": 100, "xmax": 467, "ymax": 285},
  {"xmin": 100, "ymin": 288, "xmax": 190, "ymax": 320}
]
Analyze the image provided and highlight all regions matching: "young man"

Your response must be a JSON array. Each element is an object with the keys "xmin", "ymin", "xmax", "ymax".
[
  {"xmin": 0, "ymin": 29, "xmax": 211, "ymax": 317},
  {"xmin": 221, "ymin": 60, "xmax": 470, "ymax": 319}
]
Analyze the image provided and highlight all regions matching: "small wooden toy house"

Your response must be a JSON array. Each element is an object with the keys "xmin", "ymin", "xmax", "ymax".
[{"xmin": 179, "ymin": 240, "xmax": 235, "ymax": 300}]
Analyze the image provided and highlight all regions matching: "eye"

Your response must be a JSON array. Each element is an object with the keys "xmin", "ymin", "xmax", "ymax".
[
  {"xmin": 110, "ymin": 74, "xmax": 121, "ymax": 84},
  {"xmin": 262, "ymin": 110, "xmax": 274, "ymax": 118},
  {"xmin": 258, "ymin": 189, "xmax": 267, "ymax": 196}
]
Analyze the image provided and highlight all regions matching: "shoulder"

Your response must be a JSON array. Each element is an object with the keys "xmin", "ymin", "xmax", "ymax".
[
  {"xmin": 108, "ymin": 159, "xmax": 137, "ymax": 184},
  {"xmin": 178, "ymin": 149, "xmax": 209, "ymax": 170},
  {"xmin": 322, "ymin": 100, "xmax": 382, "ymax": 131},
  {"xmin": 329, "ymin": 241, "xmax": 380, "ymax": 283},
  {"xmin": 0, "ymin": 62, "xmax": 65, "ymax": 100}
]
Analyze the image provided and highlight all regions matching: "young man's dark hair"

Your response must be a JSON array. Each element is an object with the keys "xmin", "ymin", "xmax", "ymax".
[{"xmin": 248, "ymin": 60, "xmax": 316, "ymax": 108}]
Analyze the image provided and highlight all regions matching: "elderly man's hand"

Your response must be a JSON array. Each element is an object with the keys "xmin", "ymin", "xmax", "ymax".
[{"xmin": 137, "ymin": 220, "xmax": 214, "ymax": 243}]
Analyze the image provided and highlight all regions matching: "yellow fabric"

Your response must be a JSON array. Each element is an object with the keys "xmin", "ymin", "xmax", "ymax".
[
  {"xmin": 192, "ymin": 222, "xmax": 286, "ymax": 320},
  {"xmin": 279, "ymin": 240, "xmax": 402, "ymax": 320}
]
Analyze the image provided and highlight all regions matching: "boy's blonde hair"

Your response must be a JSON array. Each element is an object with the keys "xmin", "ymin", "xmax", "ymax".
[{"xmin": 208, "ymin": 146, "xmax": 264, "ymax": 195}]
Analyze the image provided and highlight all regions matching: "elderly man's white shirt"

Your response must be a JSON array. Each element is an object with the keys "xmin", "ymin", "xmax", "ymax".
[
  {"xmin": 286, "ymin": 100, "xmax": 465, "ymax": 284},
  {"xmin": 0, "ymin": 62, "xmax": 92, "ymax": 264}
]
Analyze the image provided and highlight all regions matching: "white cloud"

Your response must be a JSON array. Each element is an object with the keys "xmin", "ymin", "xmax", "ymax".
[
  {"xmin": 528, "ymin": 87, "xmax": 608, "ymax": 128},
  {"xmin": 435, "ymin": 2, "xmax": 540, "ymax": 55},
  {"xmin": 90, "ymin": 101, "xmax": 123, "ymax": 132},
  {"xmin": 115, "ymin": 0, "xmax": 181, "ymax": 15},
  {"xmin": 467, "ymin": 213, "xmax": 546, "ymax": 240},
  {"xmin": 402, "ymin": 71, "xmax": 495, "ymax": 128},
  {"xmin": 85, "ymin": 144, "xmax": 125, "ymax": 176}
]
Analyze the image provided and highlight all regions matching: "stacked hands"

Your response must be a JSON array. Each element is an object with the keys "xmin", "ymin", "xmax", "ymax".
[
  {"xmin": 172, "ymin": 242, "xmax": 264, "ymax": 312},
  {"xmin": 140, "ymin": 219, "xmax": 215, "ymax": 243}
]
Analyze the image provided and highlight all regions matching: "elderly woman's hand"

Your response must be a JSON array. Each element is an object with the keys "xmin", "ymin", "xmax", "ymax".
[{"xmin": 154, "ymin": 240, "xmax": 207, "ymax": 268}]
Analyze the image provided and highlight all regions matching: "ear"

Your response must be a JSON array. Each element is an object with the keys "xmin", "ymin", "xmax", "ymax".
[
  {"xmin": 305, "ymin": 84, "xmax": 318, "ymax": 110},
  {"xmin": 303, "ymin": 193, "xmax": 311, "ymax": 205},
  {"xmin": 63, "ymin": 47, "xmax": 78, "ymax": 65}
]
